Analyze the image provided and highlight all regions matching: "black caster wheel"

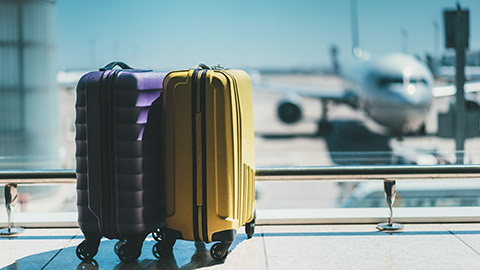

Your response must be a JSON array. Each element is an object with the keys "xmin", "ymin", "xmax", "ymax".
[
  {"xmin": 246, "ymin": 211, "xmax": 256, "ymax": 239},
  {"xmin": 117, "ymin": 241, "xmax": 140, "ymax": 263},
  {"xmin": 76, "ymin": 240, "xmax": 98, "ymax": 262},
  {"xmin": 246, "ymin": 220, "xmax": 255, "ymax": 239},
  {"xmin": 114, "ymin": 240, "xmax": 126, "ymax": 256},
  {"xmin": 210, "ymin": 243, "xmax": 229, "ymax": 261},
  {"xmin": 77, "ymin": 259, "xmax": 99, "ymax": 269},
  {"xmin": 152, "ymin": 227, "xmax": 163, "ymax": 242},
  {"xmin": 152, "ymin": 241, "xmax": 173, "ymax": 259}
]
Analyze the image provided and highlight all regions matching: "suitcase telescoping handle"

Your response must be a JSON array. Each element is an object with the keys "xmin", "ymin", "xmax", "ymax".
[{"xmin": 99, "ymin": 61, "xmax": 133, "ymax": 71}]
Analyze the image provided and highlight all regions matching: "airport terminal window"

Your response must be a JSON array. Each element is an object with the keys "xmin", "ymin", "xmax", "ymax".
[
  {"xmin": 1, "ymin": 1, "xmax": 480, "ymax": 216},
  {"xmin": 342, "ymin": 189, "xmax": 480, "ymax": 208}
]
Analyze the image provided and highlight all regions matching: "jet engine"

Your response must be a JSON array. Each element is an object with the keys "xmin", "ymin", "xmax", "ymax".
[{"xmin": 277, "ymin": 98, "xmax": 302, "ymax": 124}]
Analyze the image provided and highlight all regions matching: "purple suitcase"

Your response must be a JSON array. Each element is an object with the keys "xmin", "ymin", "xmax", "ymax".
[{"xmin": 75, "ymin": 62, "xmax": 165, "ymax": 263}]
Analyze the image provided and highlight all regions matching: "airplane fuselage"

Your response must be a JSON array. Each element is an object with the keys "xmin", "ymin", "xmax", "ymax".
[{"xmin": 342, "ymin": 53, "xmax": 434, "ymax": 136}]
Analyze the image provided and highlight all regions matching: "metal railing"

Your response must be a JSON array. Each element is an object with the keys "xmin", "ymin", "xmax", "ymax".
[
  {"xmin": 255, "ymin": 165, "xmax": 480, "ymax": 181},
  {"xmin": 0, "ymin": 170, "xmax": 76, "ymax": 184},
  {"xmin": 1, "ymin": 165, "xmax": 480, "ymax": 184},
  {"xmin": 1, "ymin": 165, "xmax": 480, "ymax": 232}
]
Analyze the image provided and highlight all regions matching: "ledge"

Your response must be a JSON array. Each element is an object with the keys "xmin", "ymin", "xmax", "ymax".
[{"xmin": 2, "ymin": 207, "xmax": 480, "ymax": 228}]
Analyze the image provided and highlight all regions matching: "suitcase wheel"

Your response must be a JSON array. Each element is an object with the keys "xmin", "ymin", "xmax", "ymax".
[
  {"xmin": 116, "ymin": 240, "xmax": 141, "ymax": 263},
  {"xmin": 246, "ymin": 210, "xmax": 256, "ymax": 239},
  {"xmin": 114, "ymin": 240, "xmax": 127, "ymax": 256},
  {"xmin": 78, "ymin": 260, "xmax": 99, "ymax": 268},
  {"xmin": 152, "ymin": 227, "xmax": 163, "ymax": 242},
  {"xmin": 152, "ymin": 240, "xmax": 173, "ymax": 259},
  {"xmin": 210, "ymin": 242, "xmax": 230, "ymax": 261},
  {"xmin": 76, "ymin": 240, "xmax": 99, "ymax": 262},
  {"xmin": 246, "ymin": 220, "xmax": 255, "ymax": 239}
]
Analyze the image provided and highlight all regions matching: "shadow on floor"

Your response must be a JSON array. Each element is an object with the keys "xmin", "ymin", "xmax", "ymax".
[{"xmin": 3, "ymin": 233, "xmax": 249, "ymax": 270}]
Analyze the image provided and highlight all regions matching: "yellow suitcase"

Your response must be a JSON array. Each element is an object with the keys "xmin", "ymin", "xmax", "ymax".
[{"xmin": 153, "ymin": 65, "xmax": 255, "ymax": 261}]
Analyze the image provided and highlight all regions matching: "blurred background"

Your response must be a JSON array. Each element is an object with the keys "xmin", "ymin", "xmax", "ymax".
[{"xmin": 1, "ymin": 0, "xmax": 480, "ymax": 214}]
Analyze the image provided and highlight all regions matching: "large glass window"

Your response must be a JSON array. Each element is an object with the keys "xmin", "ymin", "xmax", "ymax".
[{"xmin": 1, "ymin": 0, "xmax": 480, "ymax": 216}]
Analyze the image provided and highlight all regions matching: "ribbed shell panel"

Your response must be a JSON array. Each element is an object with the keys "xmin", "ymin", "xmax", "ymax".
[{"xmin": 75, "ymin": 70, "xmax": 165, "ymax": 237}]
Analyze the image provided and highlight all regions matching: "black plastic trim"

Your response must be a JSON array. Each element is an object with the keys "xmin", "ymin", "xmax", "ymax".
[
  {"xmin": 165, "ymin": 227, "xmax": 184, "ymax": 241},
  {"xmin": 98, "ymin": 70, "xmax": 110, "ymax": 236},
  {"xmin": 211, "ymin": 229, "xmax": 236, "ymax": 242},
  {"xmin": 191, "ymin": 69, "xmax": 200, "ymax": 242},
  {"xmin": 200, "ymin": 70, "xmax": 209, "ymax": 242},
  {"xmin": 98, "ymin": 70, "xmax": 121, "ymax": 238}
]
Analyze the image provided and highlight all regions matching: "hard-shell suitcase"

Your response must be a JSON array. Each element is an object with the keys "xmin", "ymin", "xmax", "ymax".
[
  {"xmin": 154, "ymin": 65, "xmax": 256, "ymax": 261},
  {"xmin": 75, "ymin": 62, "xmax": 165, "ymax": 263}
]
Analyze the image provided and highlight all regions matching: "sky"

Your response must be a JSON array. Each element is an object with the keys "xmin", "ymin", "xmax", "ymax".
[{"xmin": 56, "ymin": 0, "xmax": 480, "ymax": 71}]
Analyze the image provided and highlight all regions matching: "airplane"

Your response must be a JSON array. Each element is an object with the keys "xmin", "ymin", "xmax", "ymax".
[
  {"xmin": 252, "ymin": 2, "xmax": 480, "ymax": 138},
  {"xmin": 253, "ymin": 52, "xmax": 480, "ymax": 137}
]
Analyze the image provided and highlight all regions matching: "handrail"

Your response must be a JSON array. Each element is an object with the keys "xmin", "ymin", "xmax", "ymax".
[
  {"xmin": 1, "ymin": 166, "xmax": 480, "ymax": 229},
  {"xmin": 0, "ymin": 165, "xmax": 480, "ymax": 184},
  {"xmin": 0, "ymin": 170, "xmax": 76, "ymax": 184},
  {"xmin": 255, "ymin": 165, "xmax": 480, "ymax": 181}
]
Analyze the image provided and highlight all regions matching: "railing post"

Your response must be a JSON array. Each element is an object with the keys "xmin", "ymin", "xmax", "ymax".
[
  {"xmin": 377, "ymin": 179, "xmax": 403, "ymax": 232},
  {"xmin": 0, "ymin": 183, "xmax": 24, "ymax": 235}
]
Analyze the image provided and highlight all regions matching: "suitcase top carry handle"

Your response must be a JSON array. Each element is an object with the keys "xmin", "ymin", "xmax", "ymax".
[
  {"xmin": 197, "ymin": 63, "xmax": 210, "ymax": 69},
  {"xmin": 99, "ymin": 61, "xmax": 133, "ymax": 71}
]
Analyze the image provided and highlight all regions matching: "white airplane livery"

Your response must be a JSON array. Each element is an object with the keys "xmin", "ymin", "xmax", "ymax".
[{"xmin": 341, "ymin": 53, "xmax": 434, "ymax": 135}]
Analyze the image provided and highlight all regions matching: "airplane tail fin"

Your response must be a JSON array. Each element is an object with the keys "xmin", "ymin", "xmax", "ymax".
[{"xmin": 350, "ymin": 0, "xmax": 371, "ymax": 61}]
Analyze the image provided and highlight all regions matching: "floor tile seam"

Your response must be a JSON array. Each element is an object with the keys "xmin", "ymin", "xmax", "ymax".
[
  {"xmin": 261, "ymin": 232, "xmax": 269, "ymax": 270},
  {"xmin": 40, "ymin": 233, "xmax": 79, "ymax": 270},
  {"xmin": 442, "ymin": 224, "xmax": 480, "ymax": 257}
]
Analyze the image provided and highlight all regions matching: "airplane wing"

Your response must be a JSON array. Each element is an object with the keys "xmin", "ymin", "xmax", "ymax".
[
  {"xmin": 432, "ymin": 80, "xmax": 480, "ymax": 98},
  {"xmin": 252, "ymin": 80, "xmax": 358, "ymax": 107}
]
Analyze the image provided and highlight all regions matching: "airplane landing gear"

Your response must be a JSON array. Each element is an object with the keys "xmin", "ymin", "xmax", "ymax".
[{"xmin": 316, "ymin": 99, "xmax": 331, "ymax": 136}]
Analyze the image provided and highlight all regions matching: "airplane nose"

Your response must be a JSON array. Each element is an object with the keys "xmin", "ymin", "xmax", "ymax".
[
  {"xmin": 407, "ymin": 84, "xmax": 416, "ymax": 95},
  {"xmin": 369, "ymin": 84, "xmax": 433, "ymax": 135},
  {"xmin": 392, "ymin": 84, "xmax": 432, "ymax": 107}
]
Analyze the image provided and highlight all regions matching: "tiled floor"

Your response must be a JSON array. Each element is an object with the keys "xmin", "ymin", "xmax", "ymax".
[{"xmin": 2, "ymin": 224, "xmax": 480, "ymax": 269}]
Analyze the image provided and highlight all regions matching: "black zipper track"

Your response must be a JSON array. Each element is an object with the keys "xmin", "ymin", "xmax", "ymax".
[
  {"xmin": 200, "ymin": 70, "xmax": 209, "ymax": 242},
  {"xmin": 191, "ymin": 69, "xmax": 200, "ymax": 242},
  {"xmin": 99, "ymin": 70, "xmax": 120, "ymax": 238},
  {"xmin": 98, "ymin": 71, "xmax": 109, "ymax": 235}
]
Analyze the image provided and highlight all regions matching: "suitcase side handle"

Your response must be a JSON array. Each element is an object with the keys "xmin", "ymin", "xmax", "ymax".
[{"xmin": 99, "ymin": 61, "xmax": 133, "ymax": 71}]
